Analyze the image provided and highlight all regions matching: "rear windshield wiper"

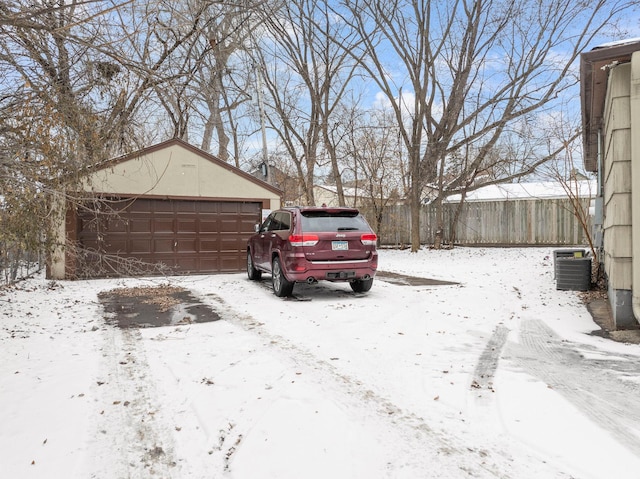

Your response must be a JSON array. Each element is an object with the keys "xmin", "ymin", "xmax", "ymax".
[{"xmin": 337, "ymin": 227, "xmax": 359, "ymax": 231}]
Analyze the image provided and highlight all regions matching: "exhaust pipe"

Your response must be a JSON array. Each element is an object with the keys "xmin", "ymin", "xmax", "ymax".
[
  {"xmin": 362, "ymin": 274, "xmax": 371, "ymax": 280},
  {"xmin": 306, "ymin": 277, "xmax": 317, "ymax": 284}
]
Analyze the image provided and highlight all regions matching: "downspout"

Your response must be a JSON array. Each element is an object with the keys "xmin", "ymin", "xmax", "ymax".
[
  {"xmin": 598, "ymin": 130, "xmax": 603, "ymax": 199},
  {"xmin": 596, "ymin": 128, "xmax": 603, "ymax": 251},
  {"xmin": 630, "ymin": 52, "xmax": 640, "ymax": 322}
]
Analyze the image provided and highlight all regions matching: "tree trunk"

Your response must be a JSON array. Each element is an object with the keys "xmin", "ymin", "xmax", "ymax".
[
  {"xmin": 450, "ymin": 191, "xmax": 467, "ymax": 245},
  {"xmin": 324, "ymin": 127, "xmax": 345, "ymax": 206},
  {"xmin": 433, "ymin": 195, "xmax": 444, "ymax": 249},
  {"xmin": 410, "ymin": 176, "xmax": 421, "ymax": 252}
]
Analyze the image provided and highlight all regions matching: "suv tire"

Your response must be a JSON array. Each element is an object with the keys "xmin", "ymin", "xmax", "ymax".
[
  {"xmin": 350, "ymin": 277, "xmax": 373, "ymax": 293},
  {"xmin": 272, "ymin": 256, "xmax": 294, "ymax": 297},
  {"xmin": 247, "ymin": 250, "xmax": 262, "ymax": 280}
]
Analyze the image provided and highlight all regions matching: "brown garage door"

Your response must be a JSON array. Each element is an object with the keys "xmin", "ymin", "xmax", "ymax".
[{"xmin": 75, "ymin": 198, "xmax": 261, "ymax": 277}]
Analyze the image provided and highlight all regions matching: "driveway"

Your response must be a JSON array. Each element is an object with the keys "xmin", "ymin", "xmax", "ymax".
[{"xmin": 2, "ymin": 247, "xmax": 640, "ymax": 478}]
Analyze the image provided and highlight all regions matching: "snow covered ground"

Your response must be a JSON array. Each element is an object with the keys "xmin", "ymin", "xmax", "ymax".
[{"xmin": 1, "ymin": 247, "xmax": 640, "ymax": 479}]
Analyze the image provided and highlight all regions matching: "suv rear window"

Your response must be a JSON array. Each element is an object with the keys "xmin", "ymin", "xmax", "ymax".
[{"xmin": 300, "ymin": 211, "xmax": 370, "ymax": 232}]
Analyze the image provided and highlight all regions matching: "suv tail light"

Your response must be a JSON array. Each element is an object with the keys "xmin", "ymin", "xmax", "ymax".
[
  {"xmin": 289, "ymin": 234, "xmax": 319, "ymax": 247},
  {"xmin": 360, "ymin": 233, "xmax": 377, "ymax": 246}
]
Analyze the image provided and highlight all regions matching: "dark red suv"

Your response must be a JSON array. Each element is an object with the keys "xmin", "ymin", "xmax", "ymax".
[{"xmin": 247, "ymin": 206, "xmax": 378, "ymax": 296}]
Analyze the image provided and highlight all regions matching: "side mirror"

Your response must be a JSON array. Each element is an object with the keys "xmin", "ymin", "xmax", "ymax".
[{"xmin": 254, "ymin": 223, "xmax": 260, "ymax": 233}]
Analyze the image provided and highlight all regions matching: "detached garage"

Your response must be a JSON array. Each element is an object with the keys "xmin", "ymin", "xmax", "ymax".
[{"xmin": 50, "ymin": 138, "xmax": 282, "ymax": 279}]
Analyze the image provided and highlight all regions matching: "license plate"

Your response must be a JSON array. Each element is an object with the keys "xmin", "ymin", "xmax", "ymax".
[{"xmin": 332, "ymin": 241, "xmax": 348, "ymax": 251}]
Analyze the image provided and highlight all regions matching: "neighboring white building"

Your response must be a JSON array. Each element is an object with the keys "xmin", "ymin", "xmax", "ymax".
[
  {"xmin": 310, "ymin": 185, "xmax": 362, "ymax": 207},
  {"xmin": 444, "ymin": 180, "xmax": 597, "ymax": 203},
  {"xmin": 297, "ymin": 184, "xmax": 398, "ymax": 207}
]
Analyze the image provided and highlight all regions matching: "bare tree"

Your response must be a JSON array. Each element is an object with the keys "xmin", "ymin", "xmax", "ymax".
[
  {"xmin": 0, "ymin": 0, "xmax": 217, "ymax": 271},
  {"xmin": 537, "ymin": 111, "xmax": 601, "ymax": 282},
  {"xmin": 253, "ymin": 0, "xmax": 364, "ymax": 205},
  {"xmin": 197, "ymin": 1, "xmax": 264, "ymax": 164},
  {"xmin": 339, "ymin": 0, "xmax": 636, "ymax": 251},
  {"xmin": 339, "ymin": 105, "xmax": 405, "ymax": 235}
]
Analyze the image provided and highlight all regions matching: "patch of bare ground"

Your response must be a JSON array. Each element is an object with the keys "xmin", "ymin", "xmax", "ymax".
[
  {"xmin": 98, "ymin": 285, "xmax": 185, "ymax": 312},
  {"xmin": 98, "ymin": 285, "xmax": 220, "ymax": 328},
  {"xmin": 579, "ymin": 289, "xmax": 640, "ymax": 344}
]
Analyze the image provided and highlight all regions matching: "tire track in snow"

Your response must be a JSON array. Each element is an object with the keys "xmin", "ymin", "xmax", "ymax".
[
  {"xmin": 465, "ymin": 325, "xmax": 558, "ymax": 478},
  {"xmin": 471, "ymin": 325, "xmax": 510, "ymax": 393},
  {"xmin": 201, "ymin": 292, "xmax": 562, "ymax": 479},
  {"xmin": 508, "ymin": 319, "xmax": 640, "ymax": 458},
  {"xmin": 88, "ymin": 322, "xmax": 178, "ymax": 478}
]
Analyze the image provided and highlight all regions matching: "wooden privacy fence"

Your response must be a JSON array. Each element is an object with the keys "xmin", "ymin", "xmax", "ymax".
[{"xmin": 365, "ymin": 198, "xmax": 592, "ymax": 247}]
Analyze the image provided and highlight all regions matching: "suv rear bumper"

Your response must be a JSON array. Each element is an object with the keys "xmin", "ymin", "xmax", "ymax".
[{"xmin": 281, "ymin": 251, "xmax": 377, "ymax": 282}]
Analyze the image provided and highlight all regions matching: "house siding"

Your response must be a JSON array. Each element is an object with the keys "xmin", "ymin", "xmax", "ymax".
[
  {"xmin": 632, "ymin": 52, "xmax": 640, "ymax": 328},
  {"xmin": 602, "ymin": 63, "xmax": 635, "ymax": 326},
  {"xmin": 84, "ymin": 143, "xmax": 281, "ymax": 205}
]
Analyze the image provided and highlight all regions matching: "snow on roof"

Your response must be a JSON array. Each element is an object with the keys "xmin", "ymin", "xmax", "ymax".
[
  {"xmin": 445, "ymin": 180, "xmax": 597, "ymax": 203},
  {"xmin": 592, "ymin": 37, "xmax": 640, "ymax": 50}
]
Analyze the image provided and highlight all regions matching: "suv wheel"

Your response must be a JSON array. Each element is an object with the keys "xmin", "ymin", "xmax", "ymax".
[
  {"xmin": 350, "ymin": 277, "xmax": 373, "ymax": 293},
  {"xmin": 247, "ymin": 250, "xmax": 262, "ymax": 280},
  {"xmin": 272, "ymin": 257, "xmax": 294, "ymax": 297}
]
